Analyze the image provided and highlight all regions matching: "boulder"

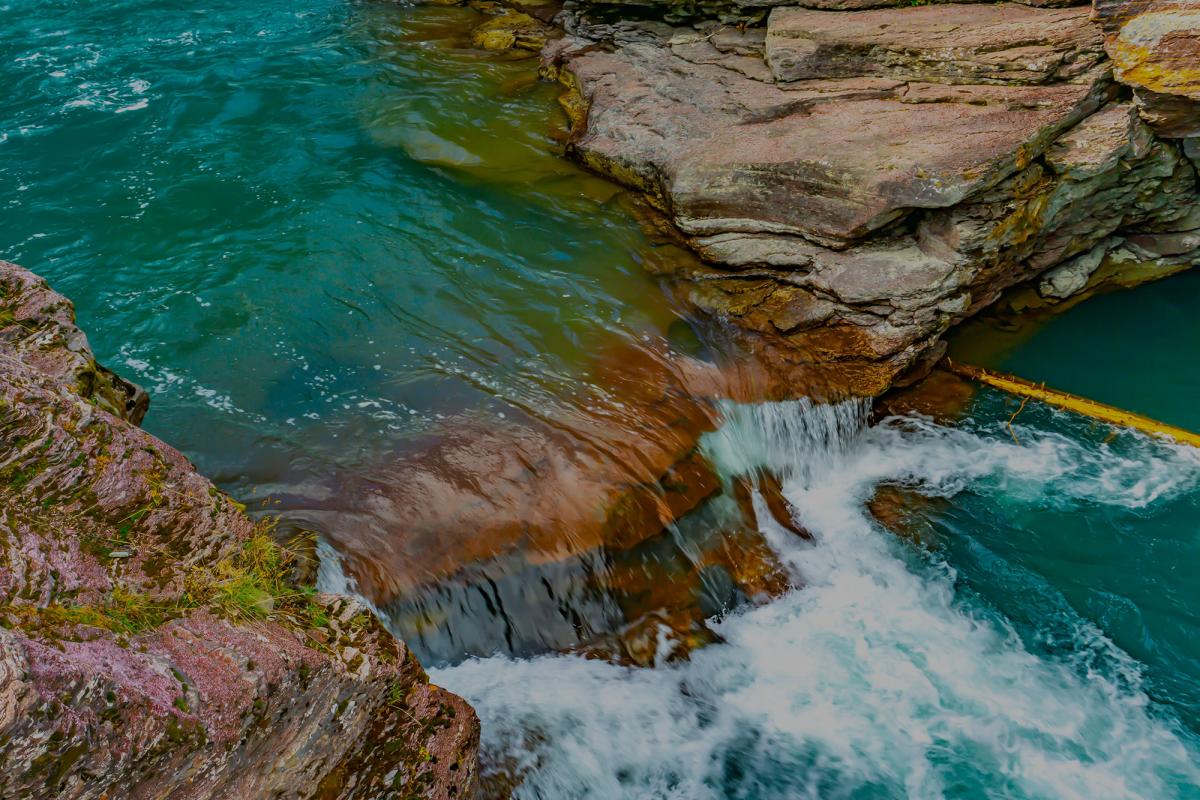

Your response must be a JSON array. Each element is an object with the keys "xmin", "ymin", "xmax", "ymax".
[{"xmin": 0, "ymin": 261, "xmax": 479, "ymax": 800}]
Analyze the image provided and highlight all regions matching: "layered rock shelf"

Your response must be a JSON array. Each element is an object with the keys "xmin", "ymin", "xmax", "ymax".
[
  {"xmin": 0, "ymin": 262, "xmax": 479, "ymax": 799},
  {"xmin": 539, "ymin": 0, "xmax": 1200, "ymax": 394}
]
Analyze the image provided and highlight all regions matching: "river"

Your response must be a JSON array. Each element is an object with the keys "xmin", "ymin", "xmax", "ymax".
[{"xmin": 4, "ymin": 1, "xmax": 1199, "ymax": 797}]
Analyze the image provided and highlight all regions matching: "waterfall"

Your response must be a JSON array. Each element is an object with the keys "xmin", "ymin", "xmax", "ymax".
[{"xmin": 434, "ymin": 399, "xmax": 1200, "ymax": 799}]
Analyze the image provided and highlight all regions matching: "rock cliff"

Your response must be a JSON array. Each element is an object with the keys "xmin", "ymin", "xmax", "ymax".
[
  {"xmin": 0, "ymin": 261, "xmax": 478, "ymax": 799},
  {"xmin": 539, "ymin": 0, "xmax": 1200, "ymax": 394}
]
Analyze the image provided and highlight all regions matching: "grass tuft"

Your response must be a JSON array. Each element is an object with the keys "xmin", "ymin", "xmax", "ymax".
[{"xmin": 5, "ymin": 518, "xmax": 339, "ymax": 636}]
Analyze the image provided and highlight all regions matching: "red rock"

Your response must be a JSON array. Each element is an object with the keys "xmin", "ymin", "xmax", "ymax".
[
  {"xmin": 318, "ymin": 340, "xmax": 728, "ymax": 604},
  {"xmin": 0, "ymin": 261, "xmax": 479, "ymax": 800}
]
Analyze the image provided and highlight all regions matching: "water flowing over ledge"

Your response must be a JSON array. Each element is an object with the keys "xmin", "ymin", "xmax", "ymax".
[{"xmin": 434, "ymin": 398, "xmax": 1200, "ymax": 798}]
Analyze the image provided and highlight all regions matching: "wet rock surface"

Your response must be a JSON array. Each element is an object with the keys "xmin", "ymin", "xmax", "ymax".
[
  {"xmin": 295, "ymin": 336, "xmax": 805, "ymax": 663},
  {"xmin": 544, "ymin": 0, "xmax": 1200, "ymax": 394},
  {"xmin": 311, "ymin": 341, "xmax": 724, "ymax": 607},
  {"xmin": 0, "ymin": 261, "xmax": 478, "ymax": 800}
]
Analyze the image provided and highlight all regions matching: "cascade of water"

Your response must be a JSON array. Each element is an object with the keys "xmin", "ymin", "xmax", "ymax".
[{"xmin": 434, "ymin": 400, "xmax": 1200, "ymax": 799}]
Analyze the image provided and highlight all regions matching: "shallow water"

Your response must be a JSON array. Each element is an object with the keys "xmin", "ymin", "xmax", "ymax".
[
  {"xmin": 6, "ymin": 1, "xmax": 1200, "ymax": 797},
  {"xmin": 2, "ymin": 0, "xmax": 686, "ymax": 496}
]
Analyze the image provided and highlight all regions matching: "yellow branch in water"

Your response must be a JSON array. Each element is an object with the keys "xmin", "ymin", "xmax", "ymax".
[{"xmin": 941, "ymin": 359, "xmax": 1200, "ymax": 449}]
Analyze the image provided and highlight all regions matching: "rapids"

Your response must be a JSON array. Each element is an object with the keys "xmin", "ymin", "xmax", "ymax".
[{"xmin": 434, "ymin": 399, "xmax": 1200, "ymax": 798}]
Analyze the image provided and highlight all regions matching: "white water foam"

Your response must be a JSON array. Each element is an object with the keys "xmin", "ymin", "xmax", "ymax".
[{"xmin": 433, "ymin": 400, "xmax": 1200, "ymax": 799}]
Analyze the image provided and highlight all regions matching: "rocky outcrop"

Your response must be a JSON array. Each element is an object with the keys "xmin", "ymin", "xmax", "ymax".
[
  {"xmin": 542, "ymin": 0, "xmax": 1200, "ymax": 394},
  {"xmin": 562, "ymin": 0, "xmax": 1083, "ymax": 26},
  {"xmin": 1094, "ymin": 0, "xmax": 1200, "ymax": 137},
  {"xmin": 0, "ymin": 261, "xmax": 478, "ymax": 799},
  {"xmin": 0, "ymin": 264, "xmax": 149, "ymax": 427},
  {"xmin": 765, "ymin": 5, "xmax": 1106, "ymax": 86}
]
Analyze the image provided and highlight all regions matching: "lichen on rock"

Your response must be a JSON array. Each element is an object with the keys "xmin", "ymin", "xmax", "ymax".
[{"xmin": 0, "ymin": 261, "xmax": 478, "ymax": 800}]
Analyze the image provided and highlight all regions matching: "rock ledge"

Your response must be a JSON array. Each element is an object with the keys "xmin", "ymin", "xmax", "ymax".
[{"xmin": 0, "ymin": 260, "xmax": 479, "ymax": 800}]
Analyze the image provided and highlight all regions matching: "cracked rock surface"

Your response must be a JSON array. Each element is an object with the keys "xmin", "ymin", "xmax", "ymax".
[{"xmin": 546, "ymin": 0, "xmax": 1200, "ymax": 393}]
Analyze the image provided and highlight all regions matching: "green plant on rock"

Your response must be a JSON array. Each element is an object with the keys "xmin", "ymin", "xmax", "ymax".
[
  {"xmin": 5, "ymin": 518, "xmax": 338, "ymax": 636},
  {"xmin": 6, "ymin": 585, "xmax": 171, "ymax": 635}
]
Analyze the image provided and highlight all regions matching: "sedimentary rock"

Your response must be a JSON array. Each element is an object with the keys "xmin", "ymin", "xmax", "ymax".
[
  {"xmin": 555, "ymin": 0, "xmax": 1082, "ymax": 26},
  {"xmin": 546, "ymin": 1, "xmax": 1200, "ymax": 393},
  {"xmin": 287, "ymin": 333, "xmax": 805, "ymax": 662},
  {"xmin": 0, "ymin": 263, "xmax": 148, "ymax": 426},
  {"xmin": 1094, "ymin": 0, "xmax": 1200, "ymax": 136},
  {"xmin": 310, "ymin": 340, "xmax": 737, "ymax": 604},
  {"xmin": 765, "ymin": 5, "xmax": 1105, "ymax": 86},
  {"xmin": 0, "ymin": 261, "xmax": 478, "ymax": 800}
]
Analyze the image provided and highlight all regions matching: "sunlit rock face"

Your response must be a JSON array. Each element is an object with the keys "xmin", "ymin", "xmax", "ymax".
[
  {"xmin": 0, "ymin": 261, "xmax": 478, "ymax": 800},
  {"xmin": 1094, "ymin": 0, "xmax": 1200, "ymax": 137},
  {"xmin": 543, "ymin": 0, "xmax": 1200, "ymax": 395},
  {"xmin": 764, "ymin": 5, "xmax": 1106, "ymax": 86}
]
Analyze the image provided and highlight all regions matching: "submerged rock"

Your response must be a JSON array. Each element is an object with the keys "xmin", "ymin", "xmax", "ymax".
[
  {"xmin": 313, "ymin": 340, "xmax": 727, "ymax": 606},
  {"xmin": 470, "ymin": 5, "xmax": 557, "ymax": 51},
  {"xmin": 0, "ymin": 261, "xmax": 478, "ymax": 799},
  {"xmin": 545, "ymin": 0, "xmax": 1200, "ymax": 395}
]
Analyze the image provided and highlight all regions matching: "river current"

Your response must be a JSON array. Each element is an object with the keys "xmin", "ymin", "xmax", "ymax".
[{"xmin": 4, "ymin": 1, "xmax": 1200, "ymax": 797}]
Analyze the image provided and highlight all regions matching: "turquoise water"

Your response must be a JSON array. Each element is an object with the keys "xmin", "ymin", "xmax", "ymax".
[
  {"xmin": 5, "ymin": 1, "xmax": 1200, "ymax": 796},
  {"xmin": 952, "ymin": 275, "xmax": 1200, "ymax": 730},
  {"xmin": 438, "ymin": 398, "xmax": 1200, "ymax": 798},
  {"xmin": 1, "ymin": 0, "xmax": 683, "ymax": 498}
]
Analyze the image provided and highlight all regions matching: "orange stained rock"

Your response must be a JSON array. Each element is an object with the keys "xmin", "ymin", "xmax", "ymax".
[
  {"xmin": 324, "ymin": 339, "xmax": 734, "ymax": 605},
  {"xmin": 732, "ymin": 473, "xmax": 813, "ymax": 542},
  {"xmin": 867, "ymin": 485, "xmax": 944, "ymax": 549},
  {"xmin": 876, "ymin": 369, "xmax": 979, "ymax": 424}
]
